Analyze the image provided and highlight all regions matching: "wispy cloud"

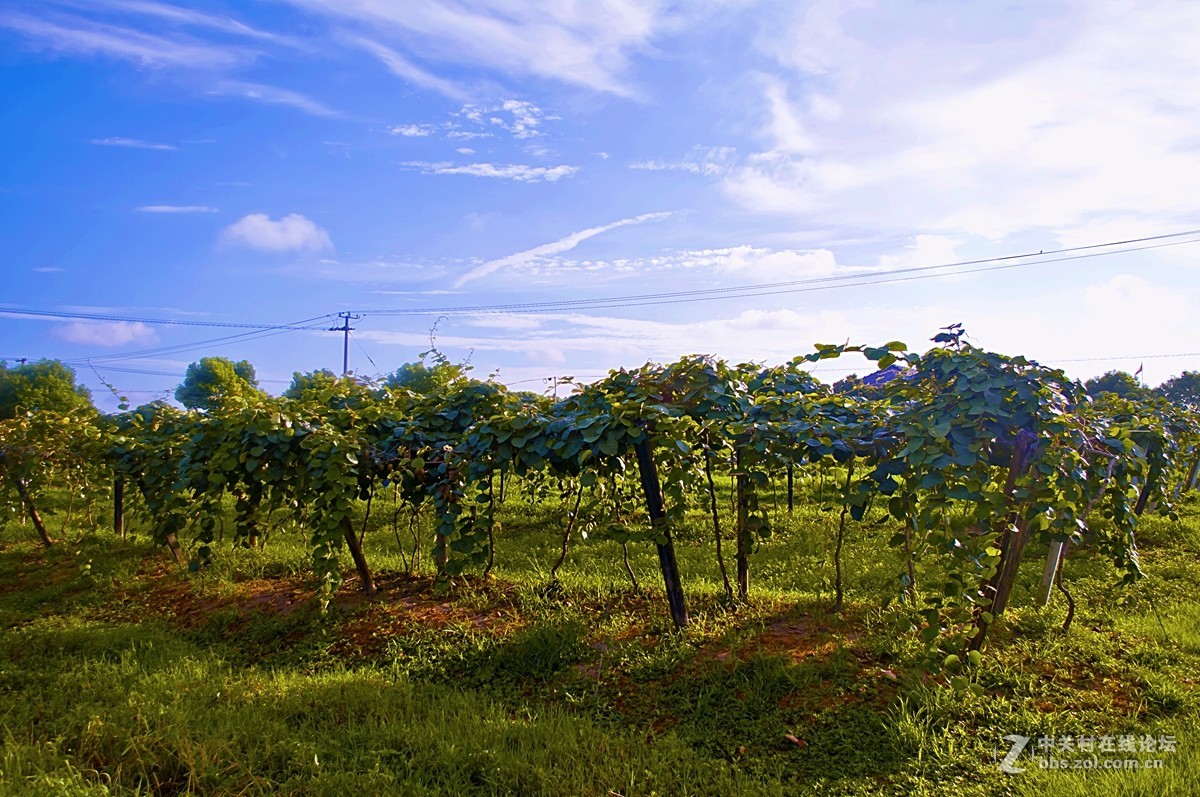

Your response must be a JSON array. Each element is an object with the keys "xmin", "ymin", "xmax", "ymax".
[
  {"xmin": 348, "ymin": 36, "xmax": 468, "ymax": 100},
  {"xmin": 220, "ymin": 213, "xmax": 333, "ymax": 252},
  {"xmin": 208, "ymin": 81, "xmax": 340, "ymax": 118},
  {"xmin": 95, "ymin": 0, "xmax": 284, "ymax": 42},
  {"xmin": 400, "ymin": 161, "xmax": 579, "ymax": 183},
  {"xmin": 630, "ymin": 146, "xmax": 736, "ymax": 177},
  {"xmin": 280, "ymin": 0, "xmax": 663, "ymax": 95},
  {"xmin": 446, "ymin": 130, "xmax": 493, "ymax": 141},
  {"xmin": 358, "ymin": 268, "xmax": 1200, "ymax": 386},
  {"xmin": 454, "ymin": 211, "xmax": 672, "ymax": 287},
  {"xmin": 0, "ymin": 10, "xmax": 247, "ymax": 69},
  {"xmin": 32, "ymin": 266, "xmax": 65, "ymax": 273},
  {"xmin": 136, "ymin": 204, "xmax": 219, "ymax": 213},
  {"xmin": 89, "ymin": 136, "xmax": 176, "ymax": 150},
  {"xmin": 284, "ymin": 256, "xmax": 450, "ymax": 284},
  {"xmin": 454, "ymin": 243, "xmax": 882, "ymax": 285}
]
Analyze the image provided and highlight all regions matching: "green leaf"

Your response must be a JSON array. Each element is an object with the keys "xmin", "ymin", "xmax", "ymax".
[{"xmin": 600, "ymin": 435, "xmax": 619, "ymax": 457}]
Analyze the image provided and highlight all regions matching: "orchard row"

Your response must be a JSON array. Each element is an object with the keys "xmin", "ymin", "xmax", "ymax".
[{"xmin": 2, "ymin": 332, "xmax": 1197, "ymax": 659}]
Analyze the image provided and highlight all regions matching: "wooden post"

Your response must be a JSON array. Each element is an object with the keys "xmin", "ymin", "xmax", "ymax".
[
  {"xmin": 1038, "ymin": 540, "xmax": 1066, "ymax": 606},
  {"xmin": 14, "ymin": 478, "xmax": 54, "ymax": 547},
  {"xmin": 833, "ymin": 459, "xmax": 855, "ymax": 612},
  {"xmin": 735, "ymin": 471, "xmax": 750, "ymax": 601},
  {"xmin": 341, "ymin": 517, "xmax": 377, "ymax": 596},
  {"xmin": 969, "ymin": 429, "xmax": 1037, "ymax": 651},
  {"xmin": 786, "ymin": 463, "xmax": 794, "ymax": 513},
  {"xmin": 702, "ymin": 448, "xmax": 733, "ymax": 602},
  {"xmin": 1133, "ymin": 441, "xmax": 1160, "ymax": 517},
  {"xmin": 1174, "ymin": 448, "xmax": 1199, "ymax": 499},
  {"xmin": 163, "ymin": 531, "xmax": 185, "ymax": 564},
  {"xmin": 113, "ymin": 477, "xmax": 125, "ymax": 539},
  {"xmin": 633, "ymin": 435, "xmax": 689, "ymax": 629}
]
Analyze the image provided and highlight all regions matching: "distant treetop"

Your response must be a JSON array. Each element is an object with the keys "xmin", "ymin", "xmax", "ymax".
[
  {"xmin": 0, "ymin": 359, "xmax": 94, "ymax": 420},
  {"xmin": 175, "ymin": 357, "xmax": 264, "ymax": 410}
]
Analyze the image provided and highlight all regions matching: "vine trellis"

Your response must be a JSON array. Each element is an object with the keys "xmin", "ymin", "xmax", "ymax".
[{"xmin": 3, "ymin": 331, "xmax": 1197, "ymax": 661}]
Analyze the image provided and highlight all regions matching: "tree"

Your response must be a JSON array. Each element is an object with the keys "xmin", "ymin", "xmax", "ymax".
[
  {"xmin": 1083, "ymin": 370, "xmax": 1154, "ymax": 402},
  {"xmin": 1156, "ymin": 371, "xmax": 1200, "ymax": 411},
  {"xmin": 175, "ymin": 357, "xmax": 263, "ymax": 410},
  {"xmin": 283, "ymin": 369, "xmax": 339, "ymax": 400},
  {"xmin": 385, "ymin": 359, "xmax": 468, "ymax": 396},
  {"xmin": 0, "ymin": 359, "xmax": 94, "ymax": 420}
]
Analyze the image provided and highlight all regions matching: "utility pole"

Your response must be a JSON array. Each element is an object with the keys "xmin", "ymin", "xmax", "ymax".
[{"xmin": 329, "ymin": 312, "xmax": 362, "ymax": 376}]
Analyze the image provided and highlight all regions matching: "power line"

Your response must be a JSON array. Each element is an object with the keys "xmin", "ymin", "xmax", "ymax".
[
  {"xmin": 806, "ymin": 351, "xmax": 1200, "ymax": 373},
  {"xmin": 350, "ymin": 331, "xmax": 379, "ymax": 372},
  {"xmin": 0, "ymin": 307, "xmax": 329, "ymax": 330},
  {"xmin": 1046, "ymin": 352, "xmax": 1200, "ymax": 364},
  {"xmin": 61, "ymin": 316, "xmax": 332, "ymax": 366},
  {"xmin": 359, "ymin": 230, "xmax": 1200, "ymax": 317}
]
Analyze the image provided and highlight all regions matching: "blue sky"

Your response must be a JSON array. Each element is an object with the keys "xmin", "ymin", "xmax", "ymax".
[{"xmin": 2, "ymin": 0, "xmax": 1198, "ymax": 409}]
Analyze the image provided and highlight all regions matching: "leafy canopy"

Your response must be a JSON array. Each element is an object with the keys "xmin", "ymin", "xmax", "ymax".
[
  {"xmin": 1084, "ymin": 370, "xmax": 1154, "ymax": 402},
  {"xmin": 1157, "ymin": 370, "xmax": 1200, "ymax": 411},
  {"xmin": 0, "ymin": 359, "xmax": 94, "ymax": 420},
  {"xmin": 175, "ymin": 357, "xmax": 263, "ymax": 410},
  {"xmin": 385, "ymin": 359, "xmax": 469, "ymax": 396},
  {"xmin": 283, "ymin": 369, "xmax": 340, "ymax": 400}
]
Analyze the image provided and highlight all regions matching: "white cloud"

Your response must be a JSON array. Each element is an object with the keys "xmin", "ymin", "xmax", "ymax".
[
  {"xmin": 33, "ymin": 266, "xmax": 65, "ymax": 273},
  {"xmin": 0, "ymin": 10, "xmax": 246, "ymax": 69},
  {"xmin": 400, "ymin": 161, "xmax": 579, "ymax": 183},
  {"xmin": 349, "ymin": 36, "xmax": 468, "ymax": 100},
  {"xmin": 97, "ymin": 0, "xmax": 283, "ymax": 42},
  {"xmin": 458, "ymin": 99, "xmax": 556, "ymax": 140},
  {"xmin": 454, "ymin": 212, "xmax": 672, "ymax": 287},
  {"xmin": 877, "ymin": 235, "xmax": 961, "ymax": 270},
  {"xmin": 280, "ymin": 0, "xmax": 663, "ymax": 95},
  {"xmin": 456, "ymin": 147, "xmax": 475, "ymax": 155},
  {"xmin": 460, "ymin": 243, "xmax": 880, "ymax": 285},
  {"xmin": 630, "ymin": 146, "xmax": 736, "ymax": 176},
  {"xmin": 1082, "ymin": 275, "xmax": 1193, "ymax": 339},
  {"xmin": 208, "ymin": 81, "xmax": 340, "ymax": 118},
  {"xmin": 220, "ymin": 213, "xmax": 333, "ymax": 252},
  {"xmin": 53, "ymin": 321, "xmax": 157, "ymax": 347},
  {"xmin": 136, "ymin": 204, "xmax": 218, "ymax": 213},
  {"xmin": 446, "ymin": 130, "xmax": 493, "ymax": 141},
  {"xmin": 728, "ymin": 2, "xmax": 1200, "ymax": 241},
  {"xmin": 388, "ymin": 124, "xmax": 436, "ymax": 137},
  {"xmin": 89, "ymin": 136, "xmax": 176, "ymax": 150},
  {"xmin": 284, "ymin": 255, "xmax": 447, "ymax": 283},
  {"xmin": 358, "ymin": 269, "xmax": 1200, "ymax": 388}
]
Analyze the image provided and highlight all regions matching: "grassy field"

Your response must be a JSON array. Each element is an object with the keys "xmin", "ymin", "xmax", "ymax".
[{"xmin": 1, "ymin": 482, "xmax": 1198, "ymax": 796}]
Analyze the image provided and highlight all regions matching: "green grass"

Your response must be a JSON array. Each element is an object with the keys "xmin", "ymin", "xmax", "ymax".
[{"xmin": 1, "ymin": 487, "xmax": 1199, "ymax": 795}]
